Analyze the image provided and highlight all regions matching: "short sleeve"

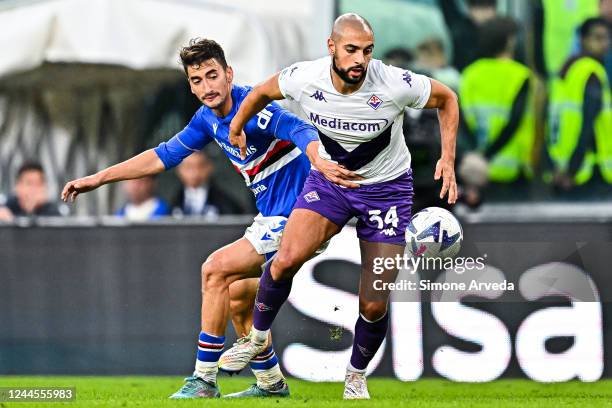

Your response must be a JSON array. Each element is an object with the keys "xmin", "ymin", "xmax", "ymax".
[
  {"xmin": 154, "ymin": 108, "xmax": 212, "ymax": 169},
  {"xmin": 380, "ymin": 63, "xmax": 432, "ymax": 109},
  {"xmin": 277, "ymin": 60, "xmax": 312, "ymax": 102}
]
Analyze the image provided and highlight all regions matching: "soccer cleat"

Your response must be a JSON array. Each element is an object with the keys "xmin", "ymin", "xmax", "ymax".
[
  {"xmin": 223, "ymin": 381, "xmax": 290, "ymax": 398},
  {"xmin": 169, "ymin": 376, "xmax": 220, "ymax": 399},
  {"xmin": 343, "ymin": 371, "xmax": 370, "ymax": 400},
  {"xmin": 218, "ymin": 334, "xmax": 267, "ymax": 374}
]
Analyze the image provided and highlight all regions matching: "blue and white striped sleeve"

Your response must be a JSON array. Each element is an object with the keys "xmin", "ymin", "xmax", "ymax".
[
  {"xmin": 154, "ymin": 109, "xmax": 212, "ymax": 169},
  {"xmin": 266, "ymin": 102, "xmax": 318, "ymax": 153}
]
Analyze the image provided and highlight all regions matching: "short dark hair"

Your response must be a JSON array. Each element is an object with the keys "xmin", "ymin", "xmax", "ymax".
[
  {"xmin": 579, "ymin": 17, "xmax": 610, "ymax": 39},
  {"xmin": 179, "ymin": 38, "xmax": 228, "ymax": 75},
  {"xmin": 17, "ymin": 161, "xmax": 44, "ymax": 180},
  {"xmin": 478, "ymin": 17, "xmax": 519, "ymax": 58}
]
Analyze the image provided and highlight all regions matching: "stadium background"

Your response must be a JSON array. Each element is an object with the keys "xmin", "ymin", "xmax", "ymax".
[{"xmin": 1, "ymin": 0, "xmax": 611, "ymax": 385}]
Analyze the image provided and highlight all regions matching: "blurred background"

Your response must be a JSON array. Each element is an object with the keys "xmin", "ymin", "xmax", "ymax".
[{"xmin": 0, "ymin": 0, "xmax": 611, "ymax": 382}]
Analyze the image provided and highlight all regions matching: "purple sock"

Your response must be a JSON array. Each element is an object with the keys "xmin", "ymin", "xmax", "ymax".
[
  {"xmin": 349, "ymin": 312, "xmax": 389, "ymax": 370},
  {"xmin": 252, "ymin": 263, "xmax": 293, "ymax": 332}
]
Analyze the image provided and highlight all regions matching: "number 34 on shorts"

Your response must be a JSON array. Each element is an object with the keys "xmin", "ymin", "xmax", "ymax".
[{"xmin": 368, "ymin": 206, "xmax": 400, "ymax": 237}]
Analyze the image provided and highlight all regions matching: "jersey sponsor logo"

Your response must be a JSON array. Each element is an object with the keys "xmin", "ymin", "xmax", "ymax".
[
  {"xmin": 402, "ymin": 71, "xmax": 412, "ymax": 87},
  {"xmin": 309, "ymin": 112, "xmax": 388, "ymax": 134},
  {"xmin": 215, "ymin": 140, "xmax": 257, "ymax": 159},
  {"xmin": 367, "ymin": 94, "xmax": 383, "ymax": 110},
  {"xmin": 310, "ymin": 90, "xmax": 327, "ymax": 102},
  {"xmin": 304, "ymin": 190, "xmax": 320, "ymax": 203},
  {"xmin": 212, "ymin": 123, "xmax": 218, "ymax": 134},
  {"xmin": 251, "ymin": 184, "xmax": 267, "ymax": 196}
]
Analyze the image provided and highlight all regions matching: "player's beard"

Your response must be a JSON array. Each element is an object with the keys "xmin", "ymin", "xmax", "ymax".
[{"xmin": 332, "ymin": 55, "xmax": 366, "ymax": 85}]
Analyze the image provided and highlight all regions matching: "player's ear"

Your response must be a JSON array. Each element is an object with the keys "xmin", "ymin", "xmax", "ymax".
[
  {"xmin": 226, "ymin": 66, "xmax": 234, "ymax": 84},
  {"xmin": 327, "ymin": 38, "xmax": 335, "ymax": 56}
]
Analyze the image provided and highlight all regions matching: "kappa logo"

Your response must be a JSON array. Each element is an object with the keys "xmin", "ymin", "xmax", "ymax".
[
  {"xmin": 212, "ymin": 123, "xmax": 218, "ymax": 134},
  {"xmin": 357, "ymin": 344, "xmax": 374, "ymax": 357},
  {"xmin": 255, "ymin": 301, "xmax": 273, "ymax": 312},
  {"xmin": 381, "ymin": 227, "xmax": 396, "ymax": 236},
  {"xmin": 367, "ymin": 94, "xmax": 383, "ymax": 110},
  {"xmin": 310, "ymin": 90, "xmax": 327, "ymax": 102},
  {"xmin": 261, "ymin": 220, "xmax": 287, "ymax": 241},
  {"xmin": 402, "ymin": 71, "xmax": 412, "ymax": 87},
  {"xmin": 304, "ymin": 190, "xmax": 320, "ymax": 203}
]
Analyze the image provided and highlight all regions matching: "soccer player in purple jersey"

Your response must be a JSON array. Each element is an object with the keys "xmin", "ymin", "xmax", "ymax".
[
  {"xmin": 61, "ymin": 38, "xmax": 351, "ymax": 399},
  {"xmin": 219, "ymin": 14, "xmax": 459, "ymax": 399}
]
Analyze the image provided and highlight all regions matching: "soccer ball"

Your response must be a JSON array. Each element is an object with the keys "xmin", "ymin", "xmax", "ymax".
[{"xmin": 405, "ymin": 207, "xmax": 463, "ymax": 258}]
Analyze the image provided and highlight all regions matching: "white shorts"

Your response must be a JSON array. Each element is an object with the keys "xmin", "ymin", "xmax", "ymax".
[
  {"xmin": 244, "ymin": 214, "xmax": 288, "ymax": 257},
  {"xmin": 244, "ymin": 213, "xmax": 329, "ymax": 260}
]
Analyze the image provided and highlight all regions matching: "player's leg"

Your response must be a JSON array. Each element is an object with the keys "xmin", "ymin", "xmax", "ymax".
[
  {"xmin": 344, "ymin": 171, "xmax": 414, "ymax": 400},
  {"xmin": 219, "ymin": 210, "xmax": 343, "ymax": 371},
  {"xmin": 223, "ymin": 278, "xmax": 289, "ymax": 398},
  {"xmin": 228, "ymin": 278, "xmax": 258, "ymax": 337},
  {"xmin": 171, "ymin": 238, "xmax": 266, "ymax": 399},
  {"xmin": 344, "ymin": 241, "xmax": 403, "ymax": 400},
  {"xmin": 218, "ymin": 170, "xmax": 350, "ymax": 372}
]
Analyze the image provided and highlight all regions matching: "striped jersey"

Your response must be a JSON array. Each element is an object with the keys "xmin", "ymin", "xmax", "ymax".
[
  {"xmin": 278, "ymin": 56, "xmax": 432, "ymax": 184},
  {"xmin": 154, "ymin": 85, "xmax": 318, "ymax": 217}
]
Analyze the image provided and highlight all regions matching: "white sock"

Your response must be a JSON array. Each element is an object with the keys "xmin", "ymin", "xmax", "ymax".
[
  {"xmin": 254, "ymin": 365, "xmax": 284, "ymax": 390},
  {"xmin": 194, "ymin": 361, "xmax": 218, "ymax": 384},
  {"xmin": 251, "ymin": 327, "xmax": 269, "ymax": 344},
  {"xmin": 347, "ymin": 362, "xmax": 366, "ymax": 374}
]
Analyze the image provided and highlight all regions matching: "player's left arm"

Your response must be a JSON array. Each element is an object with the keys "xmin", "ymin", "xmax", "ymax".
[{"xmin": 424, "ymin": 79, "xmax": 459, "ymax": 204}]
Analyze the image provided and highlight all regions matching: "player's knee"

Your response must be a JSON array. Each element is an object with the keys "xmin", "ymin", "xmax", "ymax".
[
  {"xmin": 359, "ymin": 301, "xmax": 388, "ymax": 322},
  {"xmin": 200, "ymin": 255, "xmax": 229, "ymax": 291},
  {"xmin": 271, "ymin": 249, "xmax": 300, "ymax": 280}
]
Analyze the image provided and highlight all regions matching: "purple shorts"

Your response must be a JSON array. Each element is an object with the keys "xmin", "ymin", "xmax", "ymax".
[{"xmin": 293, "ymin": 170, "xmax": 414, "ymax": 245}]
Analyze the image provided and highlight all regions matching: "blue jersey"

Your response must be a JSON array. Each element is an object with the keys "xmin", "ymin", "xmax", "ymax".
[{"xmin": 154, "ymin": 85, "xmax": 318, "ymax": 217}]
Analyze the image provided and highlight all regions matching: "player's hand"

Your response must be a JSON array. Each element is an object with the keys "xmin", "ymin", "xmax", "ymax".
[
  {"xmin": 61, "ymin": 174, "xmax": 102, "ymax": 202},
  {"xmin": 229, "ymin": 126, "xmax": 248, "ymax": 160},
  {"xmin": 313, "ymin": 157, "xmax": 363, "ymax": 188},
  {"xmin": 434, "ymin": 157, "xmax": 457, "ymax": 204},
  {"xmin": 306, "ymin": 140, "xmax": 362, "ymax": 188}
]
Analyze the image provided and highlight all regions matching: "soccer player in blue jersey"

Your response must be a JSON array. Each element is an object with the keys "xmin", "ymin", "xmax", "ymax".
[{"xmin": 61, "ymin": 38, "xmax": 356, "ymax": 399}]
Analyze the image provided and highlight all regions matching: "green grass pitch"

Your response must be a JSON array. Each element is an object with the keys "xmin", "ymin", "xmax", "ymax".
[{"xmin": 1, "ymin": 376, "xmax": 611, "ymax": 407}]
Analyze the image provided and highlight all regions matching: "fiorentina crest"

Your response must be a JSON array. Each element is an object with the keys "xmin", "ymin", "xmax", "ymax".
[{"xmin": 367, "ymin": 94, "xmax": 383, "ymax": 110}]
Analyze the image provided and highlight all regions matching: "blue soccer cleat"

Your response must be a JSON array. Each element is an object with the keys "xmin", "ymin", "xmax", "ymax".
[
  {"xmin": 224, "ymin": 381, "xmax": 290, "ymax": 398},
  {"xmin": 169, "ymin": 376, "xmax": 220, "ymax": 399}
]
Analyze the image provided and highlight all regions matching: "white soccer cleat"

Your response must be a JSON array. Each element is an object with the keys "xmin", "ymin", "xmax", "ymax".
[
  {"xmin": 218, "ymin": 334, "xmax": 267, "ymax": 374},
  {"xmin": 343, "ymin": 371, "xmax": 370, "ymax": 400}
]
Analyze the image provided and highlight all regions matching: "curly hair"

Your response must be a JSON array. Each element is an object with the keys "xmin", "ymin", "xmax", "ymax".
[{"xmin": 179, "ymin": 38, "xmax": 228, "ymax": 74}]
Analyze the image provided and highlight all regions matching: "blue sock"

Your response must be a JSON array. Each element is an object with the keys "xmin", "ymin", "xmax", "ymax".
[
  {"xmin": 194, "ymin": 331, "xmax": 225, "ymax": 383},
  {"xmin": 249, "ymin": 345, "xmax": 285, "ymax": 389}
]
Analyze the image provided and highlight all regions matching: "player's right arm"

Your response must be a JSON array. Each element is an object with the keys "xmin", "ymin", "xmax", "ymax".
[
  {"xmin": 230, "ymin": 63, "xmax": 360, "ymax": 186},
  {"xmin": 62, "ymin": 109, "xmax": 211, "ymax": 202},
  {"xmin": 61, "ymin": 149, "xmax": 165, "ymax": 202}
]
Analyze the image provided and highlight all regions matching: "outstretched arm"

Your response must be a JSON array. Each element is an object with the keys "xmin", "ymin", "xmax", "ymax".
[
  {"xmin": 424, "ymin": 79, "xmax": 459, "ymax": 204},
  {"xmin": 61, "ymin": 149, "xmax": 165, "ymax": 202}
]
